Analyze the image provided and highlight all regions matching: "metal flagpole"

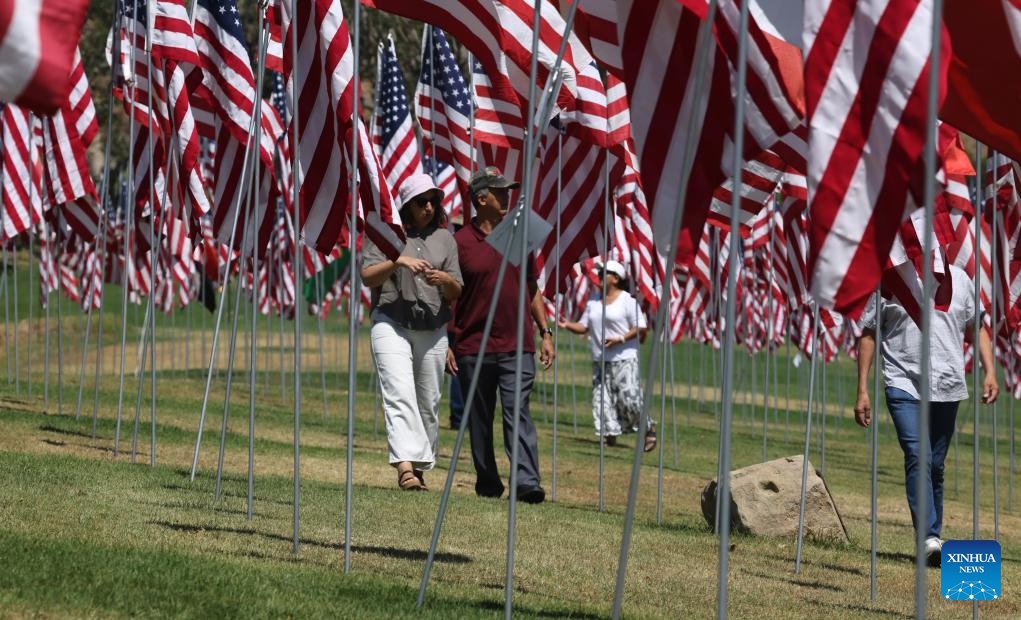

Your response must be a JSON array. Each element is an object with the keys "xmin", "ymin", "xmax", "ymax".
[
  {"xmin": 991, "ymin": 196, "xmax": 1001, "ymax": 540},
  {"xmin": 611, "ymin": 4, "xmax": 719, "ymax": 618},
  {"xmin": 343, "ymin": 0, "xmax": 363, "ymax": 576},
  {"xmin": 673, "ymin": 335, "xmax": 682, "ymax": 468},
  {"xmin": 57, "ymin": 259, "xmax": 65, "ymax": 415},
  {"xmin": 13, "ymin": 242, "xmax": 20, "ymax": 395},
  {"xmin": 288, "ymin": 0, "xmax": 303, "ymax": 556},
  {"xmin": 91, "ymin": 210, "xmax": 109, "ymax": 439},
  {"xmin": 3, "ymin": 245, "xmax": 10, "ymax": 385},
  {"xmin": 215, "ymin": 161, "xmax": 260, "ymax": 499},
  {"xmin": 570, "ymin": 320, "xmax": 578, "ymax": 433},
  {"xmin": 247, "ymin": 18, "xmax": 270, "ymax": 520},
  {"xmin": 820, "ymin": 353, "xmax": 827, "ymax": 476},
  {"xmin": 711, "ymin": 3, "xmax": 752, "ymax": 614},
  {"xmin": 785, "ymin": 338, "xmax": 792, "ymax": 442},
  {"xmin": 551, "ymin": 122, "xmax": 564, "ymax": 502},
  {"xmin": 972, "ymin": 141, "xmax": 984, "ymax": 620},
  {"xmin": 870, "ymin": 288, "xmax": 881, "ymax": 600},
  {"xmin": 656, "ymin": 328, "xmax": 668, "ymax": 524},
  {"xmin": 130, "ymin": 299, "xmax": 152, "ymax": 463},
  {"xmin": 188, "ymin": 88, "xmax": 270, "ymax": 481},
  {"xmin": 503, "ymin": 9, "xmax": 565, "ymax": 615},
  {"xmin": 794, "ymin": 304, "xmax": 821, "ymax": 573},
  {"xmin": 43, "ymin": 228, "xmax": 51, "ymax": 412},
  {"xmin": 315, "ymin": 272, "xmax": 328, "ymax": 419},
  {"xmin": 28, "ymin": 233, "xmax": 34, "ymax": 397},
  {"xmin": 77, "ymin": 207, "xmax": 108, "ymax": 420},
  {"xmin": 145, "ymin": 0, "xmax": 158, "ymax": 468},
  {"xmin": 763, "ymin": 222, "xmax": 775, "ymax": 462},
  {"xmin": 912, "ymin": 6, "xmax": 944, "ymax": 612},
  {"xmin": 1010, "ymin": 392, "xmax": 1015, "ymax": 513},
  {"xmin": 597, "ymin": 160, "xmax": 611, "ymax": 513}
]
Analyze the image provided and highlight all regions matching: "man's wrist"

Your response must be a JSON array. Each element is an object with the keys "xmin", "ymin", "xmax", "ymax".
[{"xmin": 539, "ymin": 326, "xmax": 553, "ymax": 338}]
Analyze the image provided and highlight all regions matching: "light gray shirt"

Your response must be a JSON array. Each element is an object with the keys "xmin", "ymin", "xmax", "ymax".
[
  {"xmin": 859, "ymin": 265, "xmax": 976, "ymax": 402},
  {"xmin": 363, "ymin": 226, "xmax": 462, "ymax": 330}
]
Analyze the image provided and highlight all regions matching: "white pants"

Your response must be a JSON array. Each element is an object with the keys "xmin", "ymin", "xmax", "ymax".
[{"xmin": 370, "ymin": 314, "xmax": 447, "ymax": 470}]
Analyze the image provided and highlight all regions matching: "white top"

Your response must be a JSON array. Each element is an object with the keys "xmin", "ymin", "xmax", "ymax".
[
  {"xmin": 858, "ymin": 265, "xmax": 976, "ymax": 402},
  {"xmin": 579, "ymin": 291, "xmax": 648, "ymax": 362}
]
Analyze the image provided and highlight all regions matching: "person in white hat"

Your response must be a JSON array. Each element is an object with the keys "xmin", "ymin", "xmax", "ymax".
[
  {"xmin": 362, "ymin": 173, "xmax": 463, "ymax": 491},
  {"xmin": 559, "ymin": 259, "xmax": 655, "ymax": 451}
]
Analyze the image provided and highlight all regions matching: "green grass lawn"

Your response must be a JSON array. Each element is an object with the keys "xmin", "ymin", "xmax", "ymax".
[{"xmin": 2, "ymin": 250, "xmax": 1021, "ymax": 618}]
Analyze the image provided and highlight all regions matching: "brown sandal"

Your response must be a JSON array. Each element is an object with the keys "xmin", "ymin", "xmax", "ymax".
[
  {"xmin": 643, "ymin": 430, "xmax": 657, "ymax": 453},
  {"xmin": 398, "ymin": 464, "xmax": 423, "ymax": 491},
  {"xmin": 414, "ymin": 470, "xmax": 429, "ymax": 491}
]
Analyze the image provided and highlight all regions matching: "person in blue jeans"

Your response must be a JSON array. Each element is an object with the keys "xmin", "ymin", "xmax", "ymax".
[{"xmin": 854, "ymin": 265, "xmax": 998, "ymax": 567}]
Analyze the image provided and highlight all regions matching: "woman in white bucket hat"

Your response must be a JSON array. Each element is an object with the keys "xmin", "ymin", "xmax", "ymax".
[
  {"xmin": 362, "ymin": 173, "xmax": 463, "ymax": 490},
  {"xmin": 559, "ymin": 259, "xmax": 655, "ymax": 451}
]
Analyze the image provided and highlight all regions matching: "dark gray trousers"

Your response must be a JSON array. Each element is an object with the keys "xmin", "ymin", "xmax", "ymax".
[{"xmin": 457, "ymin": 352, "xmax": 541, "ymax": 496}]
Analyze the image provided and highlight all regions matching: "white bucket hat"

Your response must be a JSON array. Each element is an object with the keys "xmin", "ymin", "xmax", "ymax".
[
  {"xmin": 398, "ymin": 173, "xmax": 444, "ymax": 209},
  {"xmin": 598, "ymin": 260, "xmax": 626, "ymax": 279}
]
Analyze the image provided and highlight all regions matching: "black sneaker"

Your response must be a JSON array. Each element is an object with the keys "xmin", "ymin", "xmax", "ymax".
[
  {"xmin": 517, "ymin": 485, "xmax": 546, "ymax": 504},
  {"xmin": 476, "ymin": 484, "xmax": 504, "ymax": 499}
]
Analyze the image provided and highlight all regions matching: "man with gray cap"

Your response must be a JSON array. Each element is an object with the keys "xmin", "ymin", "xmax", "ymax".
[{"xmin": 446, "ymin": 166, "xmax": 555, "ymax": 503}]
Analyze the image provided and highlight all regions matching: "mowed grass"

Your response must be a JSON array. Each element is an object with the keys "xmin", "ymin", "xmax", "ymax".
[{"xmin": 2, "ymin": 254, "xmax": 1021, "ymax": 618}]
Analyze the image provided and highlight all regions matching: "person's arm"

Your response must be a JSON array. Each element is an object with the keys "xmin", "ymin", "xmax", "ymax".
[
  {"xmin": 557, "ymin": 318, "xmax": 588, "ymax": 335},
  {"xmin": 529, "ymin": 282, "xmax": 555, "ymax": 369},
  {"xmin": 361, "ymin": 255, "xmax": 432, "ymax": 288},
  {"xmin": 976, "ymin": 326, "xmax": 1000, "ymax": 404},
  {"xmin": 854, "ymin": 328, "xmax": 876, "ymax": 428}
]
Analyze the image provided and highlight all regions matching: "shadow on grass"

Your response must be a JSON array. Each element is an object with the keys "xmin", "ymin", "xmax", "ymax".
[
  {"xmin": 807, "ymin": 600, "xmax": 913, "ymax": 618},
  {"xmin": 149, "ymin": 520, "xmax": 472, "ymax": 564},
  {"xmin": 38, "ymin": 423, "xmax": 92, "ymax": 438},
  {"xmin": 876, "ymin": 551, "xmax": 915, "ymax": 564},
  {"xmin": 760, "ymin": 554, "xmax": 865, "ymax": 575},
  {"xmin": 738, "ymin": 567, "xmax": 846, "ymax": 593},
  {"xmin": 474, "ymin": 599, "xmax": 604, "ymax": 619},
  {"xmin": 159, "ymin": 481, "xmax": 297, "ymax": 507}
]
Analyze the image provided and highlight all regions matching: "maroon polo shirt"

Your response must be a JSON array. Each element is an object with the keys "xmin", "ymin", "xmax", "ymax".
[{"xmin": 452, "ymin": 218, "xmax": 537, "ymax": 357}]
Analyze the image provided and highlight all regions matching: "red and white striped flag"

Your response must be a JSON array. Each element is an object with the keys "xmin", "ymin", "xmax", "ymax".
[
  {"xmin": 0, "ymin": 0, "xmax": 90, "ymax": 114},
  {"xmin": 416, "ymin": 26, "xmax": 480, "ymax": 205},
  {"xmin": 365, "ymin": 0, "xmax": 593, "ymax": 122},
  {"xmin": 804, "ymin": 0, "xmax": 949, "ymax": 319},
  {"xmin": 1, "ymin": 104, "xmax": 43, "ymax": 241},
  {"xmin": 577, "ymin": 0, "xmax": 803, "ymax": 267},
  {"xmin": 372, "ymin": 34, "xmax": 424, "ymax": 194},
  {"xmin": 280, "ymin": 0, "xmax": 404, "ymax": 259}
]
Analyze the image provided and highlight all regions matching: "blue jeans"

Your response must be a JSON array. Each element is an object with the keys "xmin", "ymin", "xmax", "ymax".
[{"xmin": 885, "ymin": 387, "xmax": 959, "ymax": 539}]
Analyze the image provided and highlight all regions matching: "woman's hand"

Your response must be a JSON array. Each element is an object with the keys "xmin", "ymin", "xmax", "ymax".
[
  {"xmin": 396, "ymin": 256, "xmax": 432, "ymax": 274},
  {"xmin": 423, "ymin": 268, "xmax": 452, "ymax": 287}
]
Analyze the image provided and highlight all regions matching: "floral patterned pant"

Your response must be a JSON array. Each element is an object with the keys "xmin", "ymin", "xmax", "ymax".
[{"xmin": 591, "ymin": 358, "xmax": 652, "ymax": 436}]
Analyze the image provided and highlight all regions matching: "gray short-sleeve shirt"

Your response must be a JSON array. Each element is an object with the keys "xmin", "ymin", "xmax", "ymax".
[
  {"xmin": 363, "ymin": 226, "xmax": 462, "ymax": 330},
  {"xmin": 858, "ymin": 265, "xmax": 976, "ymax": 401}
]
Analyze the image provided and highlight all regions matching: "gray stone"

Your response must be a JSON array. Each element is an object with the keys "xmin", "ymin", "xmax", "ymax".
[{"xmin": 701, "ymin": 455, "xmax": 848, "ymax": 543}]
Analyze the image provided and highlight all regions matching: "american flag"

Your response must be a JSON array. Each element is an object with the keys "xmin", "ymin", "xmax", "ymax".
[
  {"xmin": 372, "ymin": 34, "xmax": 424, "ymax": 194},
  {"xmin": 366, "ymin": 0, "xmax": 593, "ymax": 122},
  {"xmin": 804, "ymin": 0, "xmax": 949, "ymax": 319},
  {"xmin": 193, "ymin": 0, "xmax": 277, "ymax": 250},
  {"xmin": 1, "ymin": 104, "xmax": 43, "ymax": 241},
  {"xmin": 604, "ymin": 73, "xmax": 660, "ymax": 312},
  {"xmin": 279, "ymin": 0, "xmax": 404, "ymax": 260},
  {"xmin": 533, "ymin": 118, "xmax": 607, "ymax": 300},
  {"xmin": 0, "ymin": 0, "xmax": 90, "ymax": 114},
  {"xmin": 416, "ymin": 26, "xmax": 478, "ymax": 204},
  {"xmin": 576, "ymin": 0, "xmax": 803, "ymax": 268}
]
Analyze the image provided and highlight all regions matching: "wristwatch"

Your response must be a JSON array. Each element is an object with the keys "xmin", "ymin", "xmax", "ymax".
[{"xmin": 541, "ymin": 326, "xmax": 554, "ymax": 337}]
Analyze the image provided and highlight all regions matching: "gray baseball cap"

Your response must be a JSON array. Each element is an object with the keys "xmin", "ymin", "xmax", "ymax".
[{"xmin": 468, "ymin": 166, "xmax": 520, "ymax": 196}]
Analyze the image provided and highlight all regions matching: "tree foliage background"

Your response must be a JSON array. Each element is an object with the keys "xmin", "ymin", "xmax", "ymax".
[{"xmin": 79, "ymin": 1, "xmax": 442, "ymax": 190}]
